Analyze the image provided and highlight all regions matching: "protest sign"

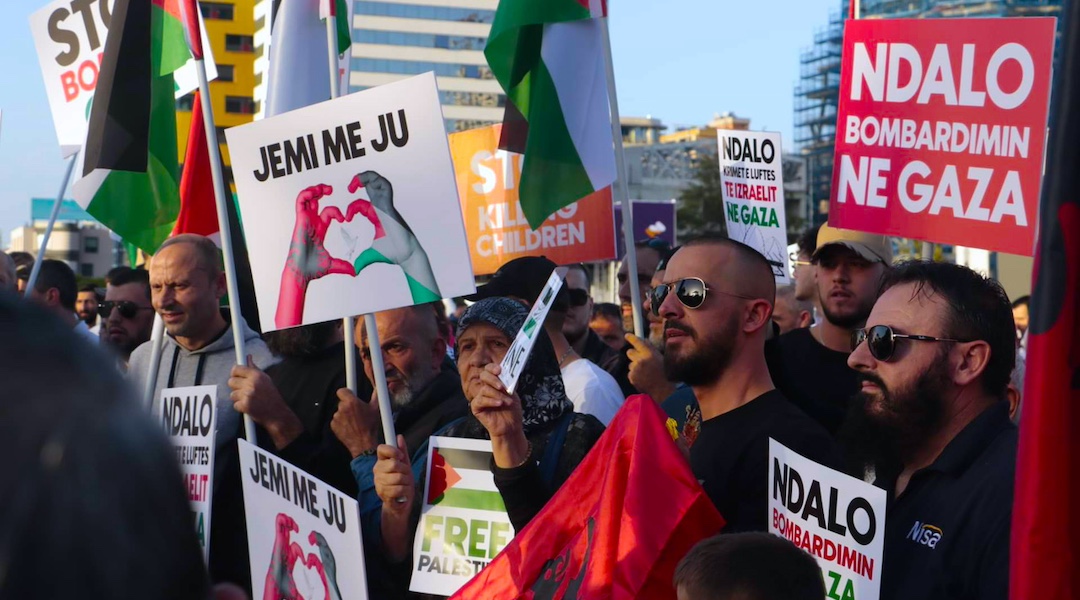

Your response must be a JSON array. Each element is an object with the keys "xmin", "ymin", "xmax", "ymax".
[
  {"xmin": 159, "ymin": 385, "xmax": 217, "ymax": 562},
  {"xmin": 612, "ymin": 200, "xmax": 677, "ymax": 257},
  {"xmin": 238, "ymin": 439, "xmax": 368, "ymax": 600},
  {"xmin": 30, "ymin": 0, "xmax": 216, "ymax": 158},
  {"xmin": 226, "ymin": 72, "xmax": 475, "ymax": 331},
  {"xmin": 411, "ymin": 437, "xmax": 516, "ymax": 596},
  {"xmin": 718, "ymin": 131, "xmax": 791, "ymax": 283},
  {"xmin": 769, "ymin": 439, "xmax": 887, "ymax": 600},
  {"xmin": 499, "ymin": 267, "xmax": 566, "ymax": 394},
  {"xmin": 830, "ymin": 18, "xmax": 1056, "ymax": 256},
  {"xmin": 449, "ymin": 124, "xmax": 616, "ymax": 275}
]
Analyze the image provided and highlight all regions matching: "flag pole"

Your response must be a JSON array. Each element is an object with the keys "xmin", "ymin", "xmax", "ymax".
[
  {"xmin": 599, "ymin": 16, "xmax": 644, "ymax": 339},
  {"xmin": 142, "ymin": 313, "xmax": 167, "ymax": 407},
  {"xmin": 179, "ymin": 0, "xmax": 256, "ymax": 443},
  {"xmin": 322, "ymin": 0, "xmax": 363, "ymax": 396},
  {"xmin": 25, "ymin": 152, "xmax": 79, "ymax": 295},
  {"xmin": 321, "ymin": 2, "xmax": 394, "ymax": 452}
]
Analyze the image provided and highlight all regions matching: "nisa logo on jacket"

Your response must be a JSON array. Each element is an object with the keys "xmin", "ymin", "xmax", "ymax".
[{"xmin": 907, "ymin": 521, "xmax": 943, "ymax": 549}]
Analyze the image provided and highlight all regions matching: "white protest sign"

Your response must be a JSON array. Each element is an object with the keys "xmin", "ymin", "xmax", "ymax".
[
  {"xmin": 30, "ymin": 0, "xmax": 217, "ymax": 157},
  {"xmin": 239, "ymin": 439, "xmax": 368, "ymax": 600},
  {"xmin": 718, "ymin": 131, "xmax": 791, "ymax": 283},
  {"xmin": 226, "ymin": 72, "xmax": 475, "ymax": 332},
  {"xmin": 769, "ymin": 439, "xmax": 887, "ymax": 600},
  {"xmin": 411, "ymin": 437, "xmax": 515, "ymax": 595},
  {"xmin": 159, "ymin": 385, "xmax": 217, "ymax": 562},
  {"xmin": 498, "ymin": 267, "xmax": 567, "ymax": 394}
]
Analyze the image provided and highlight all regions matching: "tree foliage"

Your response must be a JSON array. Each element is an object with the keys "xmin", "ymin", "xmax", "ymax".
[{"xmin": 677, "ymin": 152, "xmax": 727, "ymax": 239}]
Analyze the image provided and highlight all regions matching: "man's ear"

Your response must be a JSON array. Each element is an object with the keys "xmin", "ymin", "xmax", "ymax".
[
  {"xmin": 797, "ymin": 310, "xmax": 813, "ymax": 329},
  {"xmin": 952, "ymin": 341, "xmax": 992, "ymax": 387},
  {"xmin": 213, "ymin": 271, "xmax": 227, "ymax": 299},
  {"xmin": 46, "ymin": 288, "xmax": 60, "ymax": 307},
  {"xmin": 432, "ymin": 336, "xmax": 448, "ymax": 368},
  {"xmin": 744, "ymin": 300, "xmax": 774, "ymax": 335}
]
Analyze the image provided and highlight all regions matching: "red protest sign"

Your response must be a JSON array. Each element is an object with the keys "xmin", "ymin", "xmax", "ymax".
[{"xmin": 829, "ymin": 18, "xmax": 1056, "ymax": 256}]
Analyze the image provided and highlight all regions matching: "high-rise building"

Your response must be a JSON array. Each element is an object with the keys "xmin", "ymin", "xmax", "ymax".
[
  {"xmin": 348, "ymin": 0, "xmax": 504, "ymax": 132},
  {"xmin": 793, "ymin": 0, "xmax": 1064, "ymax": 226},
  {"xmin": 253, "ymin": 0, "xmax": 505, "ymax": 131},
  {"xmin": 177, "ymin": 0, "xmax": 258, "ymax": 186}
]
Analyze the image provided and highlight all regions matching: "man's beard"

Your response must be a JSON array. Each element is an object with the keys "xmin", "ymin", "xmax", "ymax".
[
  {"xmin": 663, "ymin": 314, "xmax": 738, "ymax": 386},
  {"xmin": 819, "ymin": 289, "xmax": 874, "ymax": 330},
  {"xmin": 839, "ymin": 353, "xmax": 950, "ymax": 474},
  {"xmin": 264, "ymin": 320, "xmax": 339, "ymax": 358},
  {"xmin": 390, "ymin": 362, "xmax": 437, "ymax": 412}
]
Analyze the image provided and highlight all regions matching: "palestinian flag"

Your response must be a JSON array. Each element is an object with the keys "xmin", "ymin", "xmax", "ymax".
[
  {"xmin": 71, "ymin": 0, "xmax": 189, "ymax": 254},
  {"xmin": 427, "ymin": 446, "xmax": 507, "ymax": 512},
  {"xmin": 320, "ymin": 0, "xmax": 352, "ymax": 56},
  {"xmin": 484, "ymin": 0, "xmax": 616, "ymax": 230}
]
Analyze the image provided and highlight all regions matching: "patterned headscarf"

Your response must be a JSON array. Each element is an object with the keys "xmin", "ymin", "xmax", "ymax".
[{"xmin": 455, "ymin": 297, "xmax": 572, "ymax": 433}]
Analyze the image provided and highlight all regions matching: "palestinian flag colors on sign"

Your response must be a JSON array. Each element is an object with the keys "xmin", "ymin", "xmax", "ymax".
[
  {"xmin": 427, "ymin": 445, "xmax": 507, "ymax": 512},
  {"xmin": 484, "ymin": 0, "xmax": 616, "ymax": 230},
  {"xmin": 72, "ymin": 0, "xmax": 189, "ymax": 254}
]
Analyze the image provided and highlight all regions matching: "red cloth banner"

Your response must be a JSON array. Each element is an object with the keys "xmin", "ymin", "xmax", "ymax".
[{"xmin": 451, "ymin": 396, "xmax": 724, "ymax": 599}]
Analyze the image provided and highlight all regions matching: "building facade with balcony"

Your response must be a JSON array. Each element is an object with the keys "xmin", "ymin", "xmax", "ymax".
[{"xmin": 177, "ymin": 0, "xmax": 258, "ymax": 187}]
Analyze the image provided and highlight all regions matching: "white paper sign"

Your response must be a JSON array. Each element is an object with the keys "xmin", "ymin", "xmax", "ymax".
[
  {"xmin": 411, "ymin": 437, "xmax": 515, "ymax": 596},
  {"xmin": 30, "ymin": 0, "xmax": 217, "ymax": 157},
  {"xmin": 718, "ymin": 131, "xmax": 791, "ymax": 284},
  {"xmin": 159, "ymin": 385, "xmax": 217, "ymax": 563},
  {"xmin": 226, "ymin": 72, "xmax": 476, "ymax": 332},
  {"xmin": 769, "ymin": 439, "xmax": 887, "ymax": 600},
  {"xmin": 498, "ymin": 267, "xmax": 567, "ymax": 394},
  {"xmin": 239, "ymin": 439, "xmax": 368, "ymax": 600}
]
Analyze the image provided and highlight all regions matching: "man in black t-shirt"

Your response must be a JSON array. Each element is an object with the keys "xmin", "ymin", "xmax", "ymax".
[
  {"xmin": 767, "ymin": 224, "xmax": 892, "ymax": 435},
  {"xmin": 656, "ymin": 236, "xmax": 837, "ymax": 533}
]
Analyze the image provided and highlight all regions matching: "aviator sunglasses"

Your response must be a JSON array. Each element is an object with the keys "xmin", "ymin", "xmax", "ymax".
[
  {"xmin": 98, "ymin": 300, "xmax": 154, "ymax": 320},
  {"xmin": 852, "ymin": 324, "xmax": 964, "ymax": 362},
  {"xmin": 650, "ymin": 277, "xmax": 757, "ymax": 315}
]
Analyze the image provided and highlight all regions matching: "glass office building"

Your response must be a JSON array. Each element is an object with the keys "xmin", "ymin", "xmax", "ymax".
[{"xmin": 349, "ymin": 0, "xmax": 504, "ymax": 132}]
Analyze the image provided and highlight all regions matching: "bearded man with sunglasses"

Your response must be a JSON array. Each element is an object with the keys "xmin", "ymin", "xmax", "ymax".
[
  {"xmin": 657, "ymin": 237, "xmax": 837, "ymax": 532},
  {"xmin": 843, "ymin": 261, "xmax": 1017, "ymax": 600},
  {"xmin": 766, "ymin": 224, "xmax": 892, "ymax": 435},
  {"xmin": 101, "ymin": 268, "xmax": 156, "ymax": 368}
]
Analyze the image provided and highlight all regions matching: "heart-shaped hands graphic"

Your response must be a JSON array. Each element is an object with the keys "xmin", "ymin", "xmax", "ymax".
[
  {"xmin": 275, "ymin": 179, "xmax": 386, "ymax": 329},
  {"xmin": 264, "ymin": 513, "xmax": 343, "ymax": 600},
  {"xmin": 274, "ymin": 171, "xmax": 443, "ymax": 330}
]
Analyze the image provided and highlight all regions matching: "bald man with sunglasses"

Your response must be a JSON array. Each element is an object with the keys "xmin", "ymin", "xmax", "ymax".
[
  {"xmin": 656, "ymin": 236, "xmax": 837, "ymax": 532},
  {"xmin": 842, "ymin": 261, "xmax": 1017, "ymax": 600}
]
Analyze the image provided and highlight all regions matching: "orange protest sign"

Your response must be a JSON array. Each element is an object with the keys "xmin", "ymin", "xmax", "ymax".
[{"xmin": 450, "ymin": 125, "xmax": 616, "ymax": 276}]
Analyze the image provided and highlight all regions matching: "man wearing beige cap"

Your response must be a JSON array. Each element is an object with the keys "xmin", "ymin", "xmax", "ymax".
[{"xmin": 766, "ymin": 223, "xmax": 891, "ymax": 435}]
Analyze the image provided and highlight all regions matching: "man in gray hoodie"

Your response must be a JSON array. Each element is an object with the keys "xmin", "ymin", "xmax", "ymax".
[{"xmin": 129, "ymin": 233, "xmax": 277, "ymax": 592}]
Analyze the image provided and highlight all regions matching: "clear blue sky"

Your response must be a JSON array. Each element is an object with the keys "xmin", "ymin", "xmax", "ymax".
[{"xmin": 0, "ymin": 0, "xmax": 841, "ymax": 247}]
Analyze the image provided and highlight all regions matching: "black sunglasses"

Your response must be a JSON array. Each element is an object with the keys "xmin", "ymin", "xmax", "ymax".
[
  {"xmin": 567, "ymin": 288, "xmax": 589, "ymax": 307},
  {"xmin": 650, "ymin": 277, "xmax": 756, "ymax": 315},
  {"xmin": 98, "ymin": 300, "xmax": 154, "ymax": 320},
  {"xmin": 852, "ymin": 325, "xmax": 964, "ymax": 362}
]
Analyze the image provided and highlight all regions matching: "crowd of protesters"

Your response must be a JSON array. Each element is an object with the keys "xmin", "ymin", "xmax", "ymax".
[{"xmin": 0, "ymin": 224, "xmax": 1028, "ymax": 600}]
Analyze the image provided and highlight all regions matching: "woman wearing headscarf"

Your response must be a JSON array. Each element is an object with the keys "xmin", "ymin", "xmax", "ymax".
[{"xmin": 372, "ymin": 297, "xmax": 606, "ymax": 565}]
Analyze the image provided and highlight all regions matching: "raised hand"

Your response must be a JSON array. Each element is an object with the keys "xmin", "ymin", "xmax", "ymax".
[
  {"xmin": 330, "ymin": 388, "xmax": 381, "ymax": 459},
  {"xmin": 471, "ymin": 364, "xmax": 531, "ymax": 469},
  {"xmin": 626, "ymin": 333, "xmax": 677, "ymax": 402}
]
